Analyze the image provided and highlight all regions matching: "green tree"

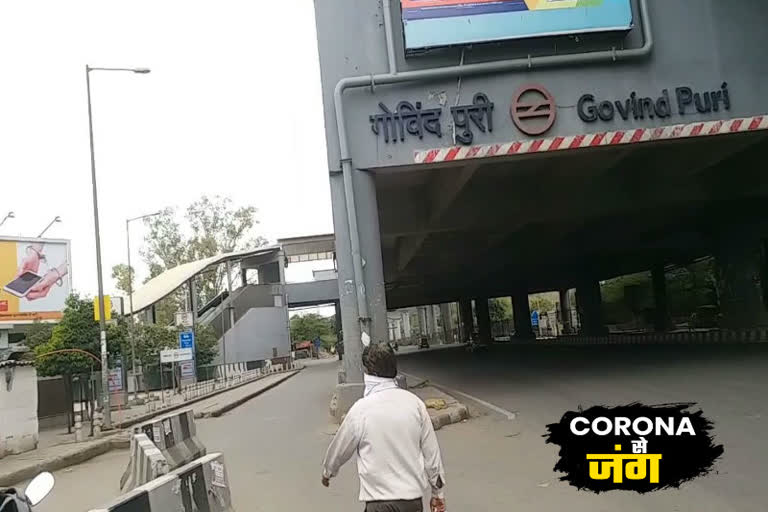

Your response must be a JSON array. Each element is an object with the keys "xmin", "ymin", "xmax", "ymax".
[
  {"xmin": 132, "ymin": 323, "xmax": 176, "ymax": 366},
  {"xmin": 126, "ymin": 323, "xmax": 218, "ymax": 368},
  {"xmin": 529, "ymin": 294, "xmax": 556, "ymax": 313},
  {"xmin": 188, "ymin": 324, "xmax": 219, "ymax": 366},
  {"xmin": 133, "ymin": 195, "xmax": 268, "ymax": 325},
  {"xmin": 111, "ymin": 263, "xmax": 135, "ymax": 296},
  {"xmin": 290, "ymin": 313, "xmax": 334, "ymax": 343},
  {"xmin": 34, "ymin": 294, "xmax": 126, "ymax": 377},
  {"xmin": 25, "ymin": 321, "xmax": 54, "ymax": 350},
  {"xmin": 489, "ymin": 298, "xmax": 512, "ymax": 322}
]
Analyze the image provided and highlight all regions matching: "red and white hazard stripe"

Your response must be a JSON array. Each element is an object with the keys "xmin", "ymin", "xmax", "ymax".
[{"xmin": 413, "ymin": 115, "xmax": 768, "ymax": 164}]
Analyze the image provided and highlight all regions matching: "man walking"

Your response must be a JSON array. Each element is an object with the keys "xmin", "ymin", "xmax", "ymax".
[{"xmin": 321, "ymin": 343, "xmax": 446, "ymax": 512}]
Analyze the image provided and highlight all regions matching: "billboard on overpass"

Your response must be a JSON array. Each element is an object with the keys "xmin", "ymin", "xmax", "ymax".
[
  {"xmin": 401, "ymin": 0, "xmax": 633, "ymax": 52},
  {"xmin": 0, "ymin": 237, "xmax": 72, "ymax": 324}
]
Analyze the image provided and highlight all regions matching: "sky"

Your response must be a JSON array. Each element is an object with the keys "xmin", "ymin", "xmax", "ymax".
[{"xmin": 0, "ymin": 1, "xmax": 333, "ymax": 297}]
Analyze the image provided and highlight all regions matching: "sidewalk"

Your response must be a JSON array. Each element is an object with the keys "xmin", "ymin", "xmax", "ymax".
[{"xmin": 0, "ymin": 370, "xmax": 301, "ymax": 486}]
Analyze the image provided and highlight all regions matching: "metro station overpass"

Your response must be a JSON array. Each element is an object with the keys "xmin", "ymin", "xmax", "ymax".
[
  {"xmin": 129, "ymin": 235, "xmax": 341, "ymax": 365},
  {"xmin": 313, "ymin": 0, "xmax": 768, "ymax": 406}
]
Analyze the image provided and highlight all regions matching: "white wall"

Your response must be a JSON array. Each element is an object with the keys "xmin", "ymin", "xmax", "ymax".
[
  {"xmin": 0, "ymin": 365, "xmax": 39, "ymax": 458},
  {"xmin": 215, "ymin": 307, "xmax": 292, "ymax": 364}
]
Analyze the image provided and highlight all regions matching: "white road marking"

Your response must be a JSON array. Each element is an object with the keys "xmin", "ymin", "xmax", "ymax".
[{"xmin": 400, "ymin": 372, "xmax": 517, "ymax": 420}]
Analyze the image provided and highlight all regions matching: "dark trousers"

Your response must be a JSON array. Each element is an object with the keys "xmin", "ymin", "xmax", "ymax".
[{"xmin": 365, "ymin": 499, "xmax": 423, "ymax": 512}]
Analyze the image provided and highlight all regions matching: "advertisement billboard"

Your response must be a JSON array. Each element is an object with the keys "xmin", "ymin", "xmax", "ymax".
[
  {"xmin": 0, "ymin": 237, "xmax": 72, "ymax": 324},
  {"xmin": 401, "ymin": 0, "xmax": 633, "ymax": 52}
]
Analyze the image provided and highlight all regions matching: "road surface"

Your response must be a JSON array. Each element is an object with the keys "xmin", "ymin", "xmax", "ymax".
[
  {"xmin": 31, "ymin": 344, "xmax": 768, "ymax": 511},
  {"xmin": 397, "ymin": 342, "xmax": 768, "ymax": 511}
]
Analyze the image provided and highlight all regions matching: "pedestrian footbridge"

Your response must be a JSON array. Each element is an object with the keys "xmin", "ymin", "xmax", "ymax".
[{"xmin": 128, "ymin": 234, "xmax": 340, "ymax": 365}]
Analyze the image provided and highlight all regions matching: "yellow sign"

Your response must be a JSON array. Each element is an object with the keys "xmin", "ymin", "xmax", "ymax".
[
  {"xmin": 0, "ymin": 237, "xmax": 72, "ymax": 324},
  {"xmin": 586, "ymin": 443, "xmax": 662, "ymax": 484},
  {"xmin": 94, "ymin": 295, "xmax": 112, "ymax": 322}
]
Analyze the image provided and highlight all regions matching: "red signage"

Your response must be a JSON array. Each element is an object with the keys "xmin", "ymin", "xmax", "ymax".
[{"xmin": 510, "ymin": 84, "xmax": 557, "ymax": 136}]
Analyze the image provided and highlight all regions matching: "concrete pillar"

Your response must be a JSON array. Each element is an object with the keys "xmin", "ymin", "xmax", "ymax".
[
  {"xmin": 559, "ymin": 289, "xmax": 572, "ymax": 335},
  {"xmin": 440, "ymin": 303, "xmax": 452, "ymax": 344},
  {"xmin": 577, "ymin": 279, "xmax": 606, "ymax": 336},
  {"xmin": 512, "ymin": 289, "xmax": 534, "ymax": 339},
  {"xmin": 329, "ymin": 172, "xmax": 364, "ymax": 385},
  {"xmin": 476, "ymin": 298, "xmax": 492, "ymax": 344},
  {"xmin": 651, "ymin": 265, "xmax": 670, "ymax": 332},
  {"xmin": 459, "ymin": 299, "xmax": 474, "ymax": 342},
  {"xmin": 334, "ymin": 300, "xmax": 342, "ymax": 337},
  {"xmin": 427, "ymin": 305, "xmax": 437, "ymax": 342},
  {"xmin": 716, "ymin": 237, "xmax": 768, "ymax": 328},
  {"xmin": 402, "ymin": 310, "xmax": 412, "ymax": 338},
  {"xmin": 241, "ymin": 268, "xmax": 248, "ymax": 287},
  {"xmin": 353, "ymin": 169, "xmax": 389, "ymax": 345},
  {"xmin": 418, "ymin": 307, "xmax": 429, "ymax": 336}
]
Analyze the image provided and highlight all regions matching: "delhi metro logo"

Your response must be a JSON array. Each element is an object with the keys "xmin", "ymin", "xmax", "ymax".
[{"xmin": 510, "ymin": 84, "xmax": 557, "ymax": 136}]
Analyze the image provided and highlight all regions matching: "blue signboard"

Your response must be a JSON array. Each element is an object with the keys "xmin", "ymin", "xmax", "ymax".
[
  {"xmin": 179, "ymin": 330, "xmax": 195, "ymax": 350},
  {"xmin": 401, "ymin": 0, "xmax": 633, "ymax": 52},
  {"xmin": 531, "ymin": 310, "xmax": 540, "ymax": 328}
]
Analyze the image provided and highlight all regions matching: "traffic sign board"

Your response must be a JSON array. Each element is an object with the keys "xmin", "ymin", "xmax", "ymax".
[
  {"xmin": 531, "ymin": 310, "xmax": 540, "ymax": 327},
  {"xmin": 161, "ymin": 348, "xmax": 193, "ymax": 363},
  {"xmin": 176, "ymin": 311, "xmax": 194, "ymax": 328},
  {"xmin": 179, "ymin": 330, "xmax": 195, "ymax": 350}
]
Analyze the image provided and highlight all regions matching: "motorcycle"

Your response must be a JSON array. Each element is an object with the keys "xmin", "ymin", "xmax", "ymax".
[
  {"xmin": 388, "ymin": 341, "xmax": 399, "ymax": 352},
  {"xmin": 0, "ymin": 472, "xmax": 55, "ymax": 512},
  {"xmin": 466, "ymin": 334, "xmax": 487, "ymax": 353}
]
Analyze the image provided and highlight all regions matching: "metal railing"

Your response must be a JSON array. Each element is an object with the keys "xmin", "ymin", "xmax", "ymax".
[{"xmin": 181, "ymin": 357, "xmax": 300, "ymax": 401}]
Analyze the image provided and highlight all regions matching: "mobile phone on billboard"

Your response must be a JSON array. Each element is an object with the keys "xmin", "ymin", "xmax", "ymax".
[{"xmin": 3, "ymin": 271, "xmax": 43, "ymax": 298}]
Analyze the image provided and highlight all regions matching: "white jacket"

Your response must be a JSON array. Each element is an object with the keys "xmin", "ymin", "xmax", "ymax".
[{"xmin": 322, "ymin": 384, "xmax": 446, "ymax": 502}]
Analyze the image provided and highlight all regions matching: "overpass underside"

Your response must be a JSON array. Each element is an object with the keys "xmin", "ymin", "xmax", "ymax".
[{"xmin": 378, "ymin": 131, "xmax": 768, "ymax": 323}]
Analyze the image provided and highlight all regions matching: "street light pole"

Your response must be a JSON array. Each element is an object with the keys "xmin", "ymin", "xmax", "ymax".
[
  {"xmin": 38, "ymin": 216, "xmax": 61, "ymax": 238},
  {"xmin": 0, "ymin": 211, "xmax": 15, "ymax": 228},
  {"xmin": 86, "ymin": 64, "xmax": 150, "ymax": 429},
  {"xmin": 126, "ymin": 211, "xmax": 161, "ymax": 397}
]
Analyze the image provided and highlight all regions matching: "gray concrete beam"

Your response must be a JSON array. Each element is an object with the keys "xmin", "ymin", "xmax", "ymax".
[
  {"xmin": 559, "ymin": 289, "xmax": 573, "ymax": 335},
  {"xmin": 396, "ymin": 165, "xmax": 479, "ymax": 272},
  {"xmin": 476, "ymin": 298, "xmax": 491, "ymax": 344},
  {"xmin": 716, "ymin": 234, "xmax": 768, "ymax": 328},
  {"xmin": 440, "ymin": 303, "xmax": 453, "ymax": 344},
  {"xmin": 576, "ymin": 279, "xmax": 607, "ymax": 336},
  {"xmin": 651, "ymin": 264, "xmax": 670, "ymax": 332},
  {"xmin": 512, "ymin": 290, "xmax": 534, "ymax": 339},
  {"xmin": 329, "ymin": 173, "xmax": 364, "ymax": 384},
  {"xmin": 355, "ymin": 170, "xmax": 389, "ymax": 345},
  {"xmin": 459, "ymin": 299, "xmax": 474, "ymax": 343}
]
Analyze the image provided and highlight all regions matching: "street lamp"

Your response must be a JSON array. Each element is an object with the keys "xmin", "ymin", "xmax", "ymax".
[
  {"xmin": 86, "ymin": 64, "xmax": 150, "ymax": 429},
  {"xmin": 0, "ymin": 211, "xmax": 15, "ymax": 228},
  {"xmin": 126, "ymin": 211, "xmax": 162, "ymax": 395},
  {"xmin": 38, "ymin": 216, "xmax": 62, "ymax": 238}
]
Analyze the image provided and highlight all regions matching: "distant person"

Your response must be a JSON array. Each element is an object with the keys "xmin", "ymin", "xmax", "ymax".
[
  {"xmin": 321, "ymin": 343, "xmax": 446, "ymax": 512},
  {"xmin": 336, "ymin": 337, "xmax": 344, "ymax": 361}
]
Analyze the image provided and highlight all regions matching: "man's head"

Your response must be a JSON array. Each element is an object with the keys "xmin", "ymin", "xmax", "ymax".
[{"xmin": 362, "ymin": 342, "xmax": 397, "ymax": 378}]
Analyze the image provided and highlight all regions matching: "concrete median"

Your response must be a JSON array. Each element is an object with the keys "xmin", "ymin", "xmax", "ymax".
[
  {"xmin": 120, "ymin": 408, "xmax": 206, "ymax": 492},
  {"xmin": 119, "ymin": 433, "xmax": 169, "ymax": 492},
  {"xmin": 92, "ymin": 453, "xmax": 233, "ymax": 512}
]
